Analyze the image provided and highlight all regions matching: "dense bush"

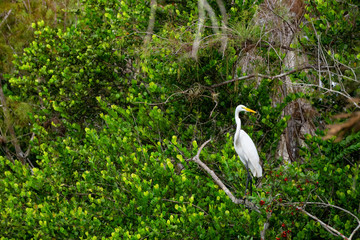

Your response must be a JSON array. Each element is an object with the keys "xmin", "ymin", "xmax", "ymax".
[{"xmin": 1, "ymin": 0, "xmax": 359, "ymax": 239}]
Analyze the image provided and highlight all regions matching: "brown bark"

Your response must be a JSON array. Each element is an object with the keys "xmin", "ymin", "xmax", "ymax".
[{"xmin": 234, "ymin": 0, "xmax": 316, "ymax": 162}]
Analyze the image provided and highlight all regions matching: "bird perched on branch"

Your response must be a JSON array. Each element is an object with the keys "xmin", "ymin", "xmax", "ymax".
[{"xmin": 234, "ymin": 105, "xmax": 262, "ymax": 196}]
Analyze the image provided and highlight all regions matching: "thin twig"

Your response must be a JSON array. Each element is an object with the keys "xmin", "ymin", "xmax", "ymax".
[
  {"xmin": 209, "ymin": 100, "xmax": 218, "ymax": 118},
  {"xmin": 24, "ymin": 132, "xmax": 35, "ymax": 158},
  {"xmin": 211, "ymin": 64, "xmax": 314, "ymax": 88},
  {"xmin": 260, "ymin": 220, "xmax": 270, "ymax": 240},
  {"xmin": 133, "ymin": 92, "xmax": 183, "ymax": 106},
  {"xmin": 293, "ymin": 83, "xmax": 360, "ymax": 109}
]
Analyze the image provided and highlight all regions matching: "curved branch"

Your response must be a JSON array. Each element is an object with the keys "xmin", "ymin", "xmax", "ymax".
[
  {"xmin": 191, "ymin": 139, "xmax": 260, "ymax": 213},
  {"xmin": 298, "ymin": 207, "xmax": 349, "ymax": 239},
  {"xmin": 304, "ymin": 202, "xmax": 360, "ymax": 239},
  {"xmin": 285, "ymin": 201, "xmax": 360, "ymax": 240}
]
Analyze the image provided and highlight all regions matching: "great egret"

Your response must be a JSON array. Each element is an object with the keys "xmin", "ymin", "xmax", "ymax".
[{"xmin": 234, "ymin": 105, "xmax": 262, "ymax": 196}]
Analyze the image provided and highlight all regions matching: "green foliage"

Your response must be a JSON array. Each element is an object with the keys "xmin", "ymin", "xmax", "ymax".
[
  {"xmin": 8, "ymin": 0, "xmax": 152, "ymax": 124},
  {"xmin": 302, "ymin": 0, "xmax": 360, "ymax": 97},
  {"xmin": 1, "ymin": 0, "xmax": 360, "ymax": 239},
  {"xmin": 1, "ymin": 101, "xmax": 266, "ymax": 239},
  {"xmin": 0, "ymin": 0, "xmax": 77, "ymax": 73},
  {"xmin": 3, "ymin": 96, "xmax": 357, "ymax": 239},
  {"xmin": 0, "ymin": 97, "xmax": 32, "ymax": 130},
  {"xmin": 295, "ymin": 131, "xmax": 360, "ymax": 238}
]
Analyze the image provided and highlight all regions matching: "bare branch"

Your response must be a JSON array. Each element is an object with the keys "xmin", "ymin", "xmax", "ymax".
[
  {"xmin": 303, "ymin": 202, "xmax": 360, "ymax": 239},
  {"xmin": 191, "ymin": 139, "xmax": 260, "ymax": 213},
  {"xmin": 350, "ymin": 223, "xmax": 360, "ymax": 240},
  {"xmin": 284, "ymin": 201, "xmax": 360, "ymax": 240},
  {"xmin": 260, "ymin": 221, "xmax": 270, "ymax": 240},
  {"xmin": 211, "ymin": 64, "xmax": 314, "ymax": 88},
  {"xmin": 216, "ymin": 0, "xmax": 228, "ymax": 56},
  {"xmin": 144, "ymin": 0, "xmax": 157, "ymax": 44},
  {"xmin": 0, "ymin": 9, "xmax": 12, "ymax": 29},
  {"xmin": 299, "ymin": 207, "xmax": 349, "ymax": 239},
  {"xmin": 209, "ymin": 99, "xmax": 218, "ymax": 118},
  {"xmin": 210, "ymin": 64, "xmax": 360, "ymax": 109},
  {"xmin": 27, "ymin": 0, "xmax": 32, "ymax": 14},
  {"xmin": 133, "ymin": 90, "xmax": 186, "ymax": 106},
  {"xmin": 292, "ymin": 83, "xmax": 360, "ymax": 109},
  {"xmin": 192, "ymin": 0, "xmax": 205, "ymax": 59},
  {"xmin": 22, "ymin": 1, "xmax": 29, "ymax": 13},
  {"xmin": 24, "ymin": 133, "xmax": 35, "ymax": 158},
  {"xmin": 203, "ymin": 1, "xmax": 219, "ymax": 36}
]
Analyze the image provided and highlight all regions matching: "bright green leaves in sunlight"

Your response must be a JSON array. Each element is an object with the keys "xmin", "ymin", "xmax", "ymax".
[
  {"xmin": 2, "ymin": 0, "xmax": 360, "ymax": 239},
  {"xmin": 0, "ymin": 101, "xmax": 263, "ymax": 239}
]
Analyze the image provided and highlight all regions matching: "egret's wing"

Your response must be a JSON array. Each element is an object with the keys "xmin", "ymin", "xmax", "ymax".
[
  {"xmin": 234, "ymin": 132, "xmax": 247, "ymax": 166},
  {"xmin": 239, "ymin": 130, "xmax": 262, "ymax": 177}
]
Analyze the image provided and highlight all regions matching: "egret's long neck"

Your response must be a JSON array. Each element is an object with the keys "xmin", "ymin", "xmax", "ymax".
[{"xmin": 235, "ymin": 110, "xmax": 241, "ymax": 141}]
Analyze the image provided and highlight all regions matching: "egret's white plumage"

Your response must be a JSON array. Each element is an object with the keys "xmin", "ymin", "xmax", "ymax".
[{"xmin": 234, "ymin": 105, "xmax": 262, "ymax": 178}]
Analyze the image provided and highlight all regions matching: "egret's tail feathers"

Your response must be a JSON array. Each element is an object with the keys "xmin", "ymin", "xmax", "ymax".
[{"xmin": 249, "ymin": 162, "xmax": 262, "ymax": 178}]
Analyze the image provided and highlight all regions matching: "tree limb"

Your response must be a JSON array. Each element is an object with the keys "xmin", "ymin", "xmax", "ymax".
[
  {"xmin": 303, "ymin": 202, "xmax": 360, "ymax": 239},
  {"xmin": 298, "ymin": 207, "xmax": 349, "ymax": 239},
  {"xmin": 210, "ymin": 64, "xmax": 360, "ymax": 110},
  {"xmin": 292, "ymin": 83, "xmax": 360, "ymax": 109},
  {"xmin": 192, "ymin": 0, "xmax": 205, "ymax": 59},
  {"xmin": 144, "ymin": 0, "xmax": 157, "ymax": 44},
  {"xmin": 203, "ymin": 0, "xmax": 219, "ymax": 36},
  {"xmin": 191, "ymin": 139, "xmax": 260, "ymax": 213},
  {"xmin": 216, "ymin": 0, "xmax": 228, "ymax": 56},
  {"xmin": 210, "ymin": 64, "xmax": 314, "ymax": 88},
  {"xmin": 285, "ymin": 201, "xmax": 360, "ymax": 240},
  {"xmin": 0, "ymin": 9, "xmax": 12, "ymax": 29}
]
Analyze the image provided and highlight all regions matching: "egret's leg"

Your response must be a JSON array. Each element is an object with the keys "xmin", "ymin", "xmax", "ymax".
[
  {"xmin": 244, "ymin": 167, "xmax": 250, "ymax": 196},
  {"xmin": 244, "ymin": 161, "xmax": 252, "ymax": 197},
  {"xmin": 249, "ymin": 174, "xmax": 253, "ymax": 196}
]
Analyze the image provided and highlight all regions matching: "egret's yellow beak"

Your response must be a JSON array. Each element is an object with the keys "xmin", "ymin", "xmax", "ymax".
[{"xmin": 244, "ymin": 107, "xmax": 256, "ymax": 113}]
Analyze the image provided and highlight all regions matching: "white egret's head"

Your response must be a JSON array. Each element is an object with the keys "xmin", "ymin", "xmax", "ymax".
[{"xmin": 235, "ymin": 105, "xmax": 256, "ymax": 114}]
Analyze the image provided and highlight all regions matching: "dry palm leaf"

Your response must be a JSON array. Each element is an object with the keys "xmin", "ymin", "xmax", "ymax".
[{"xmin": 323, "ymin": 111, "xmax": 360, "ymax": 142}]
